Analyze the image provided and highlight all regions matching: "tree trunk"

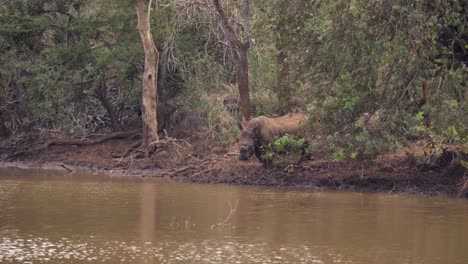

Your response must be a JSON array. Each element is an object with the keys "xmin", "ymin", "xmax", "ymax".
[
  {"xmin": 276, "ymin": 49, "xmax": 291, "ymax": 115},
  {"xmin": 158, "ymin": 44, "xmax": 169, "ymax": 100},
  {"xmin": 274, "ymin": 4, "xmax": 292, "ymax": 116},
  {"xmin": 212, "ymin": 0, "xmax": 251, "ymax": 125},
  {"xmin": 94, "ymin": 73, "xmax": 121, "ymax": 132},
  {"xmin": 238, "ymin": 44, "xmax": 251, "ymax": 124},
  {"xmin": 136, "ymin": 0, "xmax": 159, "ymax": 152}
]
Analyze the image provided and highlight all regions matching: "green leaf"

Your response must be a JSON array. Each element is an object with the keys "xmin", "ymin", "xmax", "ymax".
[{"xmin": 415, "ymin": 111, "xmax": 425, "ymax": 121}]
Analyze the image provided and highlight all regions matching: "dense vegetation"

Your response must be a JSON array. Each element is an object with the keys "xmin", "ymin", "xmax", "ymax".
[{"xmin": 0, "ymin": 0, "xmax": 466, "ymax": 161}]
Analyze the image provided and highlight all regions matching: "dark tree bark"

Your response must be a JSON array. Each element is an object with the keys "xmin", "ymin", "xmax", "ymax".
[
  {"xmin": 158, "ymin": 44, "xmax": 170, "ymax": 99},
  {"xmin": 212, "ymin": 0, "xmax": 251, "ymax": 124},
  {"xmin": 94, "ymin": 73, "xmax": 121, "ymax": 132},
  {"xmin": 0, "ymin": 112, "xmax": 11, "ymax": 138},
  {"xmin": 276, "ymin": 49, "xmax": 291, "ymax": 115},
  {"xmin": 418, "ymin": 80, "xmax": 428, "ymax": 107},
  {"xmin": 136, "ymin": 0, "xmax": 160, "ymax": 152},
  {"xmin": 238, "ymin": 44, "xmax": 251, "ymax": 123},
  {"xmin": 418, "ymin": 80, "xmax": 430, "ymax": 128}
]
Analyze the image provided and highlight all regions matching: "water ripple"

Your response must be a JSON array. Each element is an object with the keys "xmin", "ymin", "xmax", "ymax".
[{"xmin": 0, "ymin": 235, "xmax": 348, "ymax": 264}]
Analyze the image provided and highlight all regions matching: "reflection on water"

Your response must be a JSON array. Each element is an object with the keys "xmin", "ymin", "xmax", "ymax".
[
  {"xmin": 0, "ymin": 236, "xmax": 342, "ymax": 264},
  {"xmin": 1, "ymin": 167, "xmax": 468, "ymax": 264}
]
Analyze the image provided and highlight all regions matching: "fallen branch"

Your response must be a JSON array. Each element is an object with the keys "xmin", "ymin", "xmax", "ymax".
[
  {"xmin": 171, "ymin": 165, "xmax": 197, "ymax": 174},
  {"xmin": 59, "ymin": 163, "xmax": 75, "ymax": 173},
  {"xmin": 159, "ymin": 165, "xmax": 198, "ymax": 178},
  {"xmin": 191, "ymin": 167, "xmax": 220, "ymax": 179}
]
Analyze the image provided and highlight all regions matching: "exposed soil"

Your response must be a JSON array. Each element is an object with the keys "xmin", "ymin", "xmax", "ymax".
[{"xmin": 0, "ymin": 132, "xmax": 467, "ymax": 198}]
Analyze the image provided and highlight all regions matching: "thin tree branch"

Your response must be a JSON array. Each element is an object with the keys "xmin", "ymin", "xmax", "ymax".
[
  {"xmin": 212, "ymin": 0, "xmax": 242, "ymax": 48},
  {"xmin": 242, "ymin": 0, "xmax": 250, "ymax": 46},
  {"xmin": 148, "ymin": 0, "xmax": 153, "ymax": 21}
]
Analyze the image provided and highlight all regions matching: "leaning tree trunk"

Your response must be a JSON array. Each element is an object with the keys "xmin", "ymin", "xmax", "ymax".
[
  {"xmin": 94, "ymin": 73, "xmax": 121, "ymax": 132},
  {"xmin": 238, "ymin": 44, "xmax": 251, "ymax": 123},
  {"xmin": 136, "ymin": 0, "xmax": 159, "ymax": 153},
  {"xmin": 212, "ymin": 0, "xmax": 251, "ymax": 125},
  {"xmin": 276, "ymin": 48, "xmax": 291, "ymax": 115}
]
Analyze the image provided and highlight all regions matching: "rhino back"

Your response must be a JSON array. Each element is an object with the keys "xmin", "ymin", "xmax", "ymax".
[{"xmin": 257, "ymin": 114, "xmax": 308, "ymax": 142}]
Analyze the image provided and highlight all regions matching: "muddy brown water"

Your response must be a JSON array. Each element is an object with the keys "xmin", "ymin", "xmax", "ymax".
[{"xmin": 1, "ymin": 168, "xmax": 468, "ymax": 264}]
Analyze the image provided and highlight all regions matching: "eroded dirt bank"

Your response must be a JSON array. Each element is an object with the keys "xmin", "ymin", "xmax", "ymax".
[{"xmin": 1, "ymin": 134, "xmax": 466, "ymax": 198}]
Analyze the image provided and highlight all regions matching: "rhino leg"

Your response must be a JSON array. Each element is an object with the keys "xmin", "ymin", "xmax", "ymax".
[
  {"xmin": 263, "ymin": 158, "xmax": 273, "ymax": 169},
  {"xmin": 296, "ymin": 140, "xmax": 311, "ymax": 165},
  {"xmin": 254, "ymin": 142, "xmax": 264, "ymax": 161},
  {"xmin": 254, "ymin": 143, "xmax": 273, "ymax": 169}
]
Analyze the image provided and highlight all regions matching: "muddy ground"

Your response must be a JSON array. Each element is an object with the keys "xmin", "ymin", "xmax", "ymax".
[{"xmin": 0, "ymin": 133, "xmax": 467, "ymax": 198}]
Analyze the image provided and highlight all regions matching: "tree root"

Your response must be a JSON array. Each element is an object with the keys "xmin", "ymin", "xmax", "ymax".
[
  {"xmin": 112, "ymin": 132, "xmax": 193, "ymax": 160},
  {"xmin": 41, "ymin": 130, "xmax": 141, "ymax": 150},
  {"xmin": 112, "ymin": 139, "xmax": 143, "ymax": 159},
  {"xmin": 459, "ymin": 175, "xmax": 468, "ymax": 197}
]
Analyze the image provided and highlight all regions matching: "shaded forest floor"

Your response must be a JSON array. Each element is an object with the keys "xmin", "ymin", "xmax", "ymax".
[{"xmin": 0, "ymin": 132, "xmax": 467, "ymax": 198}]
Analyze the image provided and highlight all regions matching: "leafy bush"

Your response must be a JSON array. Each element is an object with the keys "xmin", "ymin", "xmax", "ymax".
[{"xmin": 263, "ymin": 134, "xmax": 307, "ymax": 168}]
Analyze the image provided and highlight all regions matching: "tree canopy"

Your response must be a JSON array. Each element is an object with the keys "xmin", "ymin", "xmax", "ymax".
[{"xmin": 0, "ymin": 0, "xmax": 466, "ymax": 160}]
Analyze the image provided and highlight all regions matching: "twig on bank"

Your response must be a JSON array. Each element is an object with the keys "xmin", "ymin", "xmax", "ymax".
[
  {"xmin": 163, "ymin": 129, "xmax": 192, "ymax": 147},
  {"xmin": 59, "ymin": 163, "xmax": 75, "ymax": 173}
]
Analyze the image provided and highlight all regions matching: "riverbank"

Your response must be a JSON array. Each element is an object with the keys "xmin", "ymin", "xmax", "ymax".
[{"xmin": 1, "ymin": 133, "xmax": 466, "ymax": 198}]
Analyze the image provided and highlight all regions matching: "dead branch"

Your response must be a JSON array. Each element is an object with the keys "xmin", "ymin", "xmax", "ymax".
[
  {"xmin": 162, "ymin": 129, "xmax": 192, "ymax": 147},
  {"xmin": 174, "ymin": 165, "xmax": 197, "ymax": 173},
  {"xmin": 191, "ymin": 167, "xmax": 220, "ymax": 179},
  {"xmin": 210, "ymin": 200, "xmax": 238, "ymax": 229},
  {"xmin": 397, "ymin": 71, "xmax": 418, "ymax": 104},
  {"xmin": 212, "ymin": 0, "xmax": 242, "ymax": 50},
  {"xmin": 59, "ymin": 163, "xmax": 75, "ymax": 173}
]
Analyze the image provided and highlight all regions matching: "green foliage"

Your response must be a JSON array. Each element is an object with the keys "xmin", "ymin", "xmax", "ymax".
[
  {"xmin": 462, "ymin": 148, "xmax": 468, "ymax": 170},
  {"xmin": 0, "ymin": 0, "xmax": 145, "ymax": 131},
  {"xmin": 332, "ymin": 148, "xmax": 346, "ymax": 162},
  {"xmin": 273, "ymin": 134, "xmax": 306, "ymax": 152},
  {"xmin": 254, "ymin": 0, "xmax": 468, "ymax": 160},
  {"xmin": 264, "ymin": 134, "xmax": 307, "ymax": 168}
]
